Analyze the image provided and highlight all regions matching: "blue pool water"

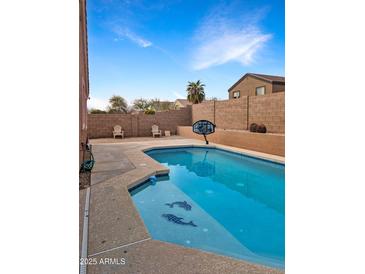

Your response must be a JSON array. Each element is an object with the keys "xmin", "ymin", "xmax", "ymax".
[{"xmin": 130, "ymin": 147, "xmax": 284, "ymax": 269}]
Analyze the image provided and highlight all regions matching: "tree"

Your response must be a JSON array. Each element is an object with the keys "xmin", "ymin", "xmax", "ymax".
[
  {"xmin": 107, "ymin": 95, "xmax": 128, "ymax": 113},
  {"xmin": 150, "ymin": 98, "xmax": 174, "ymax": 111},
  {"xmin": 144, "ymin": 106, "xmax": 156, "ymax": 115},
  {"xmin": 89, "ymin": 108, "xmax": 107, "ymax": 114},
  {"xmin": 150, "ymin": 98, "xmax": 161, "ymax": 110},
  {"xmin": 133, "ymin": 98, "xmax": 174, "ymax": 112},
  {"xmin": 125, "ymin": 106, "xmax": 136, "ymax": 114},
  {"xmin": 187, "ymin": 80, "xmax": 205, "ymax": 104},
  {"xmin": 133, "ymin": 98, "xmax": 152, "ymax": 111}
]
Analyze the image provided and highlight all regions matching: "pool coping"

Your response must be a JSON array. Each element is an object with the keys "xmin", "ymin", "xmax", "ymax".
[
  {"xmin": 86, "ymin": 140, "xmax": 284, "ymax": 273},
  {"xmin": 125, "ymin": 143, "xmax": 283, "ymax": 191},
  {"xmin": 142, "ymin": 144, "xmax": 285, "ymax": 166}
]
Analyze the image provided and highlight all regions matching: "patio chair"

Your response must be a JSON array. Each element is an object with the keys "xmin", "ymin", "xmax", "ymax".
[
  {"xmin": 152, "ymin": 124, "xmax": 162, "ymax": 138},
  {"xmin": 113, "ymin": 125, "xmax": 124, "ymax": 139}
]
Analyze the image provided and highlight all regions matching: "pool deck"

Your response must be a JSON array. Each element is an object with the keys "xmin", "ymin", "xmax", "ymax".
[{"xmin": 81, "ymin": 136, "xmax": 284, "ymax": 273}]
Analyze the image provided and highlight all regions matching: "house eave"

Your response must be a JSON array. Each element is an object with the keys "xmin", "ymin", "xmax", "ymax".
[{"xmin": 228, "ymin": 73, "xmax": 285, "ymax": 92}]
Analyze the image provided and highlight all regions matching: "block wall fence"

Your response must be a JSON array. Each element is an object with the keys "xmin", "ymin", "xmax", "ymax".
[
  {"xmin": 88, "ymin": 93, "xmax": 284, "ymax": 138},
  {"xmin": 88, "ymin": 107, "xmax": 192, "ymax": 138},
  {"xmin": 192, "ymin": 93, "xmax": 285, "ymax": 133}
]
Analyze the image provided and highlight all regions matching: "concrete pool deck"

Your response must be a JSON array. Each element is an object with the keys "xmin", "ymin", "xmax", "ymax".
[{"xmin": 80, "ymin": 136, "xmax": 284, "ymax": 273}]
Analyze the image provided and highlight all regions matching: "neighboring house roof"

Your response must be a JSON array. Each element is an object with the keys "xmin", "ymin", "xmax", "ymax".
[
  {"xmin": 159, "ymin": 100, "xmax": 174, "ymax": 105},
  {"xmin": 175, "ymin": 99, "xmax": 192, "ymax": 107},
  {"xmin": 228, "ymin": 73, "xmax": 285, "ymax": 92}
]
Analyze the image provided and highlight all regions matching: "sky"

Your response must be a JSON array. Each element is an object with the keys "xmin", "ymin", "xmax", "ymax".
[{"xmin": 87, "ymin": 0, "xmax": 285, "ymax": 110}]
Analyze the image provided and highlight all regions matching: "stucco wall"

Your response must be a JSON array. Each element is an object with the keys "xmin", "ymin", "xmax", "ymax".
[
  {"xmin": 177, "ymin": 126, "xmax": 285, "ymax": 156},
  {"xmin": 229, "ymin": 76, "xmax": 273, "ymax": 98},
  {"xmin": 79, "ymin": 0, "xmax": 89, "ymax": 164},
  {"xmin": 272, "ymin": 83, "xmax": 285, "ymax": 93}
]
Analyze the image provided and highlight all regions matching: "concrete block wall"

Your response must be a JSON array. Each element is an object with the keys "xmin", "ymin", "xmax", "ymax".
[
  {"xmin": 88, "ymin": 114, "xmax": 134, "ymax": 138},
  {"xmin": 215, "ymin": 97, "xmax": 248, "ymax": 130},
  {"xmin": 88, "ymin": 107, "xmax": 192, "ymax": 138},
  {"xmin": 192, "ymin": 101, "xmax": 215, "ymax": 123},
  {"xmin": 248, "ymin": 93, "xmax": 285, "ymax": 133},
  {"xmin": 88, "ymin": 93, "xmax": 285, "ymax": 138},
  {"xmin": 191, "ymin": 93, "xmax": 284, "ymax": 133}
]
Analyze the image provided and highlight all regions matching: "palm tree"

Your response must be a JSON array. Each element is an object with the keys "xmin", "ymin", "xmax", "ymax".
[
  {"xmin": 187, "ymin": 80, "xmax": 205, "ymax": 104},
  {"xmin": 108, "ymin": 95, "xmax": 128, "ymax": 113}
]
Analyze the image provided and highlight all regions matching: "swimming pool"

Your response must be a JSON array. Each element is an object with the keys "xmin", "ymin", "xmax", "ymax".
[{"xmin": 130, "ymin": 147, "xmax": 284, "ymax": 269}]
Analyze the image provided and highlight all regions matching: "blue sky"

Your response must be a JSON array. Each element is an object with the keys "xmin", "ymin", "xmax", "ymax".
[{"xmin": 87, "ymin": 0, "xmax": 284, "ymax": 109}]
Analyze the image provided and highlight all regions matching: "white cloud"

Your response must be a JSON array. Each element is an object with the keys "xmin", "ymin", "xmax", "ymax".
[
  {"xmin": 87, "ymin": 97, "xmax": 109, "ymax": 110},
  {"xmin": 113, "ymin": 26, "xmax": 152, "ymax": 48},
  {"xmin": 191, "ymin": 6, "xmax": 271, "ymax": 70}
]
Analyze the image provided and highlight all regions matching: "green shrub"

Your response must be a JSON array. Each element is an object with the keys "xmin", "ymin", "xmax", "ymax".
[
  {"xmin": 144, "ymin": 108, "xmax": 156, "ymax": 115},
  {"xmin": 89, "ymin": 108, "xmax": 107, "ymax": 114}
]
